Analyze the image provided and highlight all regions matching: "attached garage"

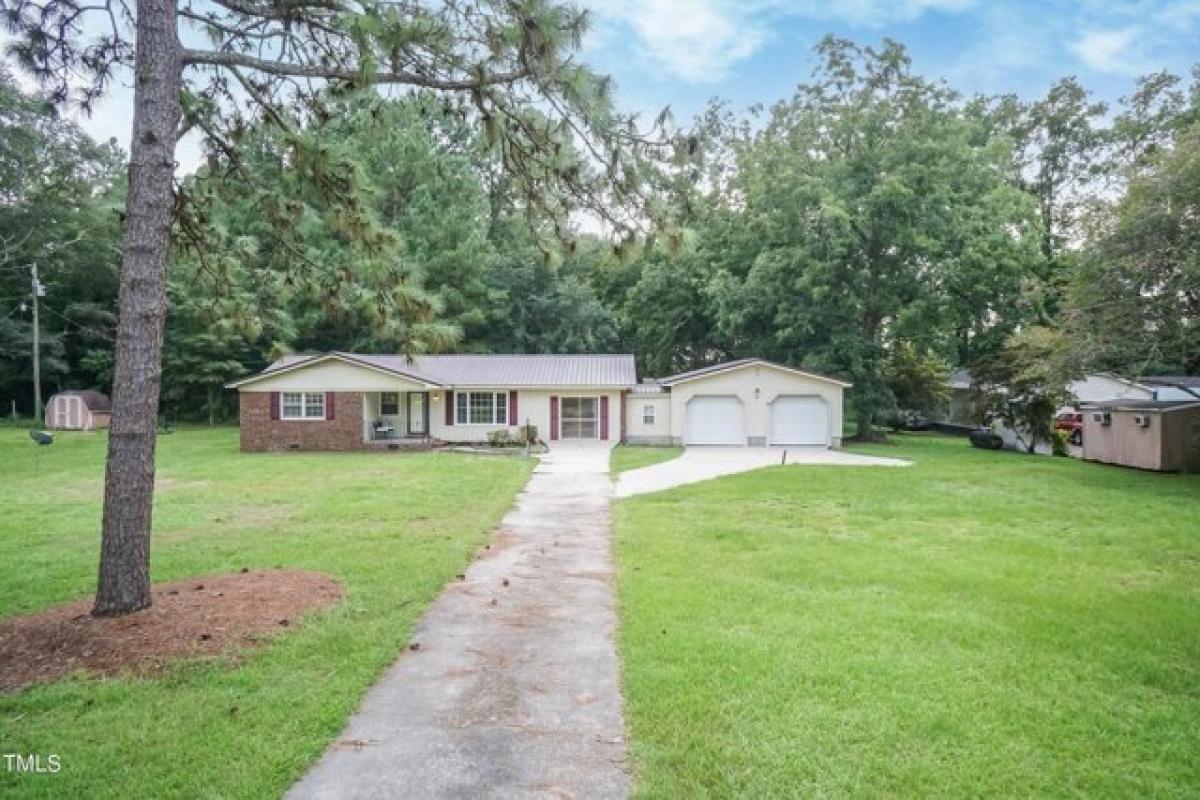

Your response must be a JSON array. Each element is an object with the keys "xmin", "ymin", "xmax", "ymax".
[
  {"xmin": 657, "ymin": 358, "xmax": 851, "ymax": 448},
  {"xmin": 769, "ymin": 395, "xmax": 829, "ymax": 445},
  {"xmin": 684, "ymin": 396, "xmax": 744, "ymax": 445}
]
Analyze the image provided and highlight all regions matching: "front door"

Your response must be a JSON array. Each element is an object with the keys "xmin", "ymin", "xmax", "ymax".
[
  {"xmin": 407, "ymin": 392, "xmax": 427, "ymax": 435},
  {"xmin": 560, "ymin": 397, "xmax": 598, "ymax": 439}
]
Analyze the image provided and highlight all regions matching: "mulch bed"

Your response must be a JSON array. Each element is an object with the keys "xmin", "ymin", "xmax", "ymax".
[{"xmin": 0, "ymin": 569, "xmax": 342, "ymax": 692}]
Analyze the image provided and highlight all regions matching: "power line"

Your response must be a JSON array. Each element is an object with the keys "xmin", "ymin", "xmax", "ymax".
[{"xmin": 39, "ymin": 302, "xmax": 115, "ymax": 341}]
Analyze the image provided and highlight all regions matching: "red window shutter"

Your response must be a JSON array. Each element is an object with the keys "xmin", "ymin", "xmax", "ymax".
[
  {"xmin": 326, "ymin": 392, "xmax": 335, "ymax": 420},
  {"xmin": 445, "ymin": 390, "xmax": 454, "ymax": 426},
  {"xmin": 269, "ymin": 392, "xmax": 280, "ymax": 420},
  {"xmin": 509, "ymin": 390, "xmax": 518, "ymax": 424},
  {"xmin": 600, "ymin": 395, "xmax": 610, "ymax": 440},
  {"xmin": 550, "ymin": 396, "xmax": 559, "ymax": 441}
]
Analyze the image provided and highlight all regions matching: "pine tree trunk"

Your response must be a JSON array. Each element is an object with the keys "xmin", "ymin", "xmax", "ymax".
[{"xmin": 92, "ymin": 0, "xmax": 181, "ymax": 616}]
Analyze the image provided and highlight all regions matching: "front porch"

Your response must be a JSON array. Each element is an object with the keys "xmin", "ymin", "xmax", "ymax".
[{"xmin": 362, "ymin": 390, "xmax": 434, "ymax": 446}]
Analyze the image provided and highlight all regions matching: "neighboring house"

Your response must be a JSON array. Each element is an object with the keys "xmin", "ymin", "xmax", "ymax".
[
  {"xmin": 938, "ymin": 371, "xmax": 1159, "ymax": 428},
  {"xmin": 1081, "ymin": 400, "xmax": 1200, "ymax": 472},
  {"xmin": 935, "ymin": 369, "xmax": 977, "ymax": 427},
  {"xmin": 936, "ymin": 370, "xmax": 1160, "ymax": 454},
  {"xmin": 228, "ymin": 353, "xmax": 850, "ymax": 452},
  {"xmin": 44, "ymin": 390, "xmax": 111, "ymax": 430}
]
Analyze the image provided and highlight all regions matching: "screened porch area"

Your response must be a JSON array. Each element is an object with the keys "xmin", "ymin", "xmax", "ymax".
[{"xmin": 363, "ymin": 390, "xmax": 431, "ymax": 443}]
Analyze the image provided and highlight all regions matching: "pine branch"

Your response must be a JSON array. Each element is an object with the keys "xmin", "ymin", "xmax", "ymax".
[{"xmin": 180, "ymin": 48, "xmax": 530, "ymax": 90}]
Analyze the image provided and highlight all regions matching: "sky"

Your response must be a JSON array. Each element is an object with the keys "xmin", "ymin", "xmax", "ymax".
[
  {"xmin": 579, "ymin": 0, "xmax": 1200, "ymax": 128},
  {"xmin": 12, "ymin": 0, "xmax": 1200, "ymax": 169}
]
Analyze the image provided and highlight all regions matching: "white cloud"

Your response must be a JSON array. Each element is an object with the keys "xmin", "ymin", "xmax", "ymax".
[
  {"xmin": 805, "ymin": 0, "xmax": 975, "ymax": 26},
  {"xmin": 1069, "ymin": 28, "xmax": 1143, "ymax": 74},
  {"xmin": 584, "ymin": 0, "xmax": 977, "ymax": 83},
  {"xmin": 586, "ymin": 0, "xmax": 766, "ymax": 82}
]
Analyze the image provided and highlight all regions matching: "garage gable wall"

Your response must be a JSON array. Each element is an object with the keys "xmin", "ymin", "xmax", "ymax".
[
  {"xmin": 668, "ymin": 363, "xmax": 844, "ymax": 446},
  {"xmin": 239, "ymin": 360, "xmax": 429, "ymax": 392}
]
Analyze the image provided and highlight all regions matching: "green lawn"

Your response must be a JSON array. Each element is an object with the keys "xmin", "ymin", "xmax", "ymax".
[
  {"xmin": 611, "ymin": 444, "xmax": 683, "ymax": 475},
  {"xmin": 0, "ymin": 427, "xmax": 533, "ymax": 799},
  {"xmin": 615, "ymin": 434, "xmax": 1200, "ymax": 797}
]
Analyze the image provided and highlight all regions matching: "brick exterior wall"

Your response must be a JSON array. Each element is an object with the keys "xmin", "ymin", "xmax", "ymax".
[{"xmin": 239, "ymin": 391, "xmax": 365, "ymax": 452}]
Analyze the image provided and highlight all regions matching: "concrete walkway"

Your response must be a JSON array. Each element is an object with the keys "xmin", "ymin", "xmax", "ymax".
[
  {"xmin": 615, "ymin": 445, "xmax": 909, "ymax": 498},
  {"xmin": 289, "ymin": 443, "xmax": 628, "ymax": 800}
]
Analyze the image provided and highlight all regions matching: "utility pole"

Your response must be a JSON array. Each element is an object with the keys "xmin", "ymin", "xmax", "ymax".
[{"xmin": 31, "ymin": 261, "xmax": 44, "ymax": 423}]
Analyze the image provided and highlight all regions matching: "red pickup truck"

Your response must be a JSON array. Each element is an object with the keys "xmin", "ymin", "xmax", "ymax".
[{"xmin": 1054, "ymin": 411, "xmax": 1084, "ymax": 445}]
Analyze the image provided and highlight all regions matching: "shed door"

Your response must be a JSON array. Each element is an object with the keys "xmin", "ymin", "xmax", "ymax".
[
  {"xmin": 770, "ymin": 396, "xmax": 829, "ymax": 445},
  {"xmin": 684, "ymin": 396, "xmax": 744, "ymax": 445},
  {"xmin": 54, "ymin": 396, "xmax": 80, "ymax": 429}
]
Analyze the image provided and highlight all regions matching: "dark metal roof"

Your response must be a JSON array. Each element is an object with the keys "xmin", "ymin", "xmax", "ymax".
[
  {"xmin": 55, "ymin": 390, "xmax": 111, "ymax": 411},
  {"xmin": 252, "ymin": 352, "xmax": 638, "ymax": 388},
  {"xmin": 656, "ymin": 358, "xmax": 852, "ymax": 388}
]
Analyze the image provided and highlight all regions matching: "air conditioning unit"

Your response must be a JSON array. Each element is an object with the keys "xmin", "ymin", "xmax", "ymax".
[
  {"xmin": 1133, "ymin": 413, "xmax": 1151, "ymax": 428},
  {"xmin": 1092, "ymin": 411, "xmax": 1111, "ymax": 425}
]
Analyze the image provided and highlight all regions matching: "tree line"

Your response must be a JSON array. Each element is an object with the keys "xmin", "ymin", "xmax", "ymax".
[
  {"xmin": 5, "ymin": 42, "xmax": 1197, "ymax": 435},
  {"xmin": 3, "ymin": 43, "xmax": 1198, "ymax": 436}
]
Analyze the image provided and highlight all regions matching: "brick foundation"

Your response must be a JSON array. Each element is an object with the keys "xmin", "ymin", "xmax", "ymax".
[{"xmin": 239, "ymin": 391, "xmax": 365, "ymax": 452}]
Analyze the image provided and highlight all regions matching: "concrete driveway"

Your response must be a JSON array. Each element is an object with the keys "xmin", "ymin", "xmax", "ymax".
[
  {"xmin": 614, "ymin": 445, "xmax": 909, "ymax": 498},
  {"xmin": 289, "ymin": 442, "xmax": 627, "ymax": 799}
]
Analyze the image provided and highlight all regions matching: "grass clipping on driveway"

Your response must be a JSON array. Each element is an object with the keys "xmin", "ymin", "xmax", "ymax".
[
  {"xmin": 0, "ymin": 570, "xmax": 341, "ymax": 691},
  {"xmin": 615, "ymin": 434, "xmax": 1200, "ymax": 797},
  {"xmin": 0, "ymin": 427, "xmax": 533, "ymax": 799}
]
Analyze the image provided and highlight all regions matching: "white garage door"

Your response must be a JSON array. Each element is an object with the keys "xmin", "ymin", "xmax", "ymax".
[
  {"xmin": 685, "ymin": 396, "xmax": 744, "ymax": 445},
  {"xmin": 770, "ymin": 396, "xmax": 829, "ymax": 445}
]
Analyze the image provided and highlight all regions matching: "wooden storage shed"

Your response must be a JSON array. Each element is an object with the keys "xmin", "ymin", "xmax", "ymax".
[
  {"xmin": 1081, "ymin": 400, "xmax": 1200, "ymax": 472},
  {"xmin": 45, "ymin": 390, "xmax": 112, "ymax": 431}
]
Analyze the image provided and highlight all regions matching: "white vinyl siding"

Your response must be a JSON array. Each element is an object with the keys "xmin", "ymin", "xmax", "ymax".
[
  {"xmin": 457, "ymin": 391, "xmax": 508, "ymax": 425},
  {"xmin": 283, "ymin": 391, "xmax": 325, "ymax": 420}
]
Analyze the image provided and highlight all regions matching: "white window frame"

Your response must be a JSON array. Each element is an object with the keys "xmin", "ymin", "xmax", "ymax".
[
  {"xmin": 642, "ymin": 404, "xmax": 656, "ymax": 425},
  {"xmin": 455, "ymin": 390, "xmax": 509, "ymax": 426},
  {"xmin": 282, "ymin": 391, "xmax": 326, "ymax": 421}
]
